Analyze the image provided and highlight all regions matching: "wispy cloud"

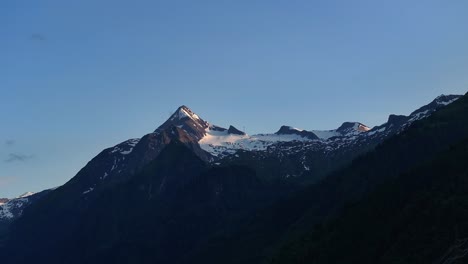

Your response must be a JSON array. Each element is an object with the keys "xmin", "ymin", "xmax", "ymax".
[
  {"xmin": 31, "ymin": 33, "xmax": 46, "ymax": 41},
  {"xmin": 4, "ymin": 153, "xmax": 34, "ymax": 163},
  {"xmin": 5, "ymin": 139, "xmax": 15, "ymax": 146}
]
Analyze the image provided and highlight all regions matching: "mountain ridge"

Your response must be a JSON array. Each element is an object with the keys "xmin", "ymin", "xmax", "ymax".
[
  {"xmin": 0, "ymin": 94, "xmax": 461, "ymax": 224},
  {"xmin": 0, "ymin": 92, "xmax": 466, "ymax": 264}
]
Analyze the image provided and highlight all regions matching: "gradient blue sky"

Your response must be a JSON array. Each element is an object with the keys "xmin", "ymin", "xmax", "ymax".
[{"xmin": 2, "ymin": 0, "xmax": 468, "ymax": 198}]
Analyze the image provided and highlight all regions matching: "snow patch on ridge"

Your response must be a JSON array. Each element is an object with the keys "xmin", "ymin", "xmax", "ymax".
[
  {"xmin": 357, "ymin": 123, "xmax": 371, "ymax": 132},
  {"xmin": 18, "ymin": 192, "xmax": 35, "ymax": 198},
  {"xmin": 435, "ymin": 94, "xmax": 460, "ymax": 105},
  {"xmin": 287, "ymin": 126, "xmax": 304, "ymax": 132},
  {"xmin": 177, "ymin": 108, "xmax": 192, "ymax": 120},
  {"xmin": 199, "ymin": 127, "xmax": 313, "ymax": 157},
  {"xmin": 367, "ymin": 127, "xmax": 386, "ymax": 136},
  {"xmin": 313, "ymin": 123, "xmax": 370, "ymax": 140},
  {"xmin": 111, "ymin": 138, "xmax": 140, "ymax": 155},
  {"xmin": 0, "ymin": 197, "xmax": 30, "ymax": 219},
  {"xmin": 408, "ymin": 110, "xmax": 430, "ymax": 122},
  {"xmin": 436, "ymin": 97, "xmax": 459, "ymax": 106},
  {"xmin": 82, "ymin": 187, "xmax": 94, "ymax": 195},
  {"xmin": 312, "ymin": 130, "xmax": 341, "ymax": 140}
]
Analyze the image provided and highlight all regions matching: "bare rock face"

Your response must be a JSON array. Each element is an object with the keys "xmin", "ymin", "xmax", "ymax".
[{"xmin": 155, "ymin": 105, "xmax": 210, "ymax": 141}]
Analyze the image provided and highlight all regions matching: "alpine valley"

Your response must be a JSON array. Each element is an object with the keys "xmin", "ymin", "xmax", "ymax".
[{"xmin": 1, "ymin": 93, "xmax": 467, "ymax": 264}]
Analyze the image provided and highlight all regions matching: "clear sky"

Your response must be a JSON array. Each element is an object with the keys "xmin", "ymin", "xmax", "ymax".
[{"xmin": 1, "ymin": 0, "xmax": 468, "ymax": 198}]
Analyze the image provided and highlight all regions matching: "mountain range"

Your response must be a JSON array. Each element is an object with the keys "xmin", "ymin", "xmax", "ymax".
[
  {"xmin": 0, "ymin": 94, "xmax": 458, "ymax": 224},
  {"xmin": 0, "ymin": 93, "xmax": 466, "ymax": 264}
]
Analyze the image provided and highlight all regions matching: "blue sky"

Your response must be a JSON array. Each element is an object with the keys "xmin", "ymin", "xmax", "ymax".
[{"xmin": 1, "ymin": 0, "xmax": 468, "ymax": 197}]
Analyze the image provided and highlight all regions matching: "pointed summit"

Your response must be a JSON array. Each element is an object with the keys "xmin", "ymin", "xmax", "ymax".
[
  {"xmin": 170, "ymin": 105, "xmax": 202, "ymax": 122},
  {"xmin": 155, "ymin": 105, "xmax": 209, "ymax": 141},
  {"xmin": 227, "ymin": 125, "xmax": 245, "ymax": 135}
]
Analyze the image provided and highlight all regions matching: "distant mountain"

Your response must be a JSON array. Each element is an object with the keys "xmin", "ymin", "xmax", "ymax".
[
  {"xmin": 0, "ymin": 191, "xmax": 51, "ymax": 237},
  {"xmin": 0, "ymin": 94, "xmax": 460, "ymax": 227},
  {"xmin": 33, "ymin": 95, "xmax": 462, "ymax": 204},
  {"xmin": 0, "ymin": 93, "xmax": 464, "ymax": 264},
  {"xmin": 199, "ymin": 95, "xmax": 460, "ymax": 161},
  {"xmin": 272, "ymin": 137, "xmax": 468, "ymax": 264},
  {"xmin": 67, "ymin": 94, "xmax": 463, "ymax": 195},
  {"xmin": 2, "ymin": 141, "xmax": 294, "ymax": 264},
  {"xmin": 3, "ymin": 95, "xmax": 459, "ymax": 222},
  {"xmin": 210, "ymin": 94, "xmax": 462, "ymax": 184},
  {"xmin": 270, "ymin": 110, "xmax": 468, "ymax": 264},
  {"xmin": 155, "ymin": 105, "xmax": 210, "ymax": 141},
  {"xmin": 0, "ymin": 192, "xmax": 35, "ymax": 220},
  {"xmin": 186, "ymin": 93, "xmax": 468, "ymax": 264}
]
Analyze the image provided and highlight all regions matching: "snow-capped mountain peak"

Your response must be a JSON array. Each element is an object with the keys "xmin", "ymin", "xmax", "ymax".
[
  {"xmin": 311, "ymin": 122, "xmax": 370, "ymax": 140},
  {"xmin": 155, "ymin": 105, "xmax": 209, "ymax": 141},
  {"xmin": 67, "ymin": 94, "xmax": 465, "ymax": 196},
  {"xmin": 172, "ymin": 105, "xmax": 202, "ymax": 121},
  {"xmin": 197, "ymin": 94, "xmax": 461, "ymax": 159},
  {"xmin": 336, "ymin": 122, "xmax": 371, "ymax": 134}
]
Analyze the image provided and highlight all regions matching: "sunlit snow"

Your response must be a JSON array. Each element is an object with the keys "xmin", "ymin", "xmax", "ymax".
[
  {"xmin": 199, "ymin": 127, "xmax": 314, "ymax": 156},
  {"xmin": 311, "ymin": 130, "xmax": 341, "ymax": 140}
]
